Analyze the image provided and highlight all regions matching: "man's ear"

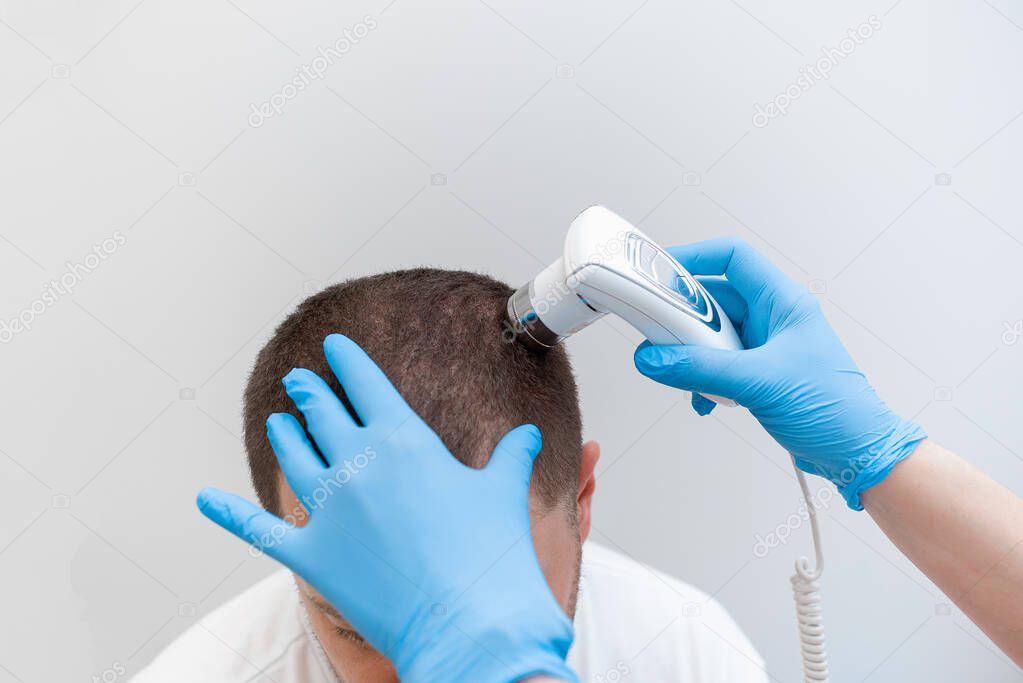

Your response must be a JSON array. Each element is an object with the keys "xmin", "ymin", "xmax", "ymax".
[{"xmin": 577, "ymin": 441, "xmax": 600, "ymax": 543}]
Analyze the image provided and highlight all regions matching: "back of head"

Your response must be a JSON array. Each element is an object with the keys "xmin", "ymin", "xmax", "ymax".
[{"xmin": 243, "ymin": 268, "xmax": 583, "ymax": 516}]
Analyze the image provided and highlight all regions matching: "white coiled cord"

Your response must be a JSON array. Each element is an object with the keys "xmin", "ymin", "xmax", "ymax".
[{"xmin": 791, "ymin": 458, "xmax": 829, "ymax": 682}]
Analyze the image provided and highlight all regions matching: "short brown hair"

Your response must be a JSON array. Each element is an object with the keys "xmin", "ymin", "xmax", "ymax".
[{"xmin": 243, "ymin": 268, "xmax": 583, "ymax": 515}]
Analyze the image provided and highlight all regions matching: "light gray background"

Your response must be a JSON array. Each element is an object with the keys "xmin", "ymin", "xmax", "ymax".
[{"xmin": 1, "ymin": 0, "xmax": 1022, "ymax": 681}]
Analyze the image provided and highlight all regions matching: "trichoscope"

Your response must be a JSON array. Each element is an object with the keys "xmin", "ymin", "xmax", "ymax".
[{"xmin": 506, "ymin": 206, "xmax": 829, "ymax": 682}]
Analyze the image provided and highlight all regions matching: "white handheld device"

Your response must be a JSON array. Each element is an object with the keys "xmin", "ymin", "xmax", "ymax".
[
  {"xmin": 506, "ymin": 206, "xmax": 741, "ymax": 405},
  {"xmin": 506, "ymin": 205, "xmax": 830, "ymax": 682}
]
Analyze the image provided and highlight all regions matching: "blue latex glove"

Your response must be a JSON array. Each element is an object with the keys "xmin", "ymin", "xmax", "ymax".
[
  {"xmin": 198, "ymin": 334, "xmax": 576, "ymax": 683},
  {"xmin": 633, "ymin": 238, "xmax": 926, "ymax": 510}
]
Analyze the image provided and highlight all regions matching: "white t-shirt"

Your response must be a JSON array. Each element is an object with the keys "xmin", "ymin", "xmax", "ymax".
[{"xmin": 134, "ymin": 543, "xmax": 766, "ymax": 682}]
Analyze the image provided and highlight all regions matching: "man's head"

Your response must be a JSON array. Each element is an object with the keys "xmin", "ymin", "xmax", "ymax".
[{"xmin": 243, "ymin": 268, "xmax": 599, "ymax": 681}]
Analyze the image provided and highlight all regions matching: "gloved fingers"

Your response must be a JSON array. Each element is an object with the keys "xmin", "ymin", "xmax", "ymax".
[
  {"xmin": 691, "ymin": 392, "xmax": 717, "ymax": 416},
  {"xmin": 197, "ymin": 487, "xmax": 300, "ymax": 566},
  {"xmin": 267, "ymin": 412, "xmax": 327, "ymax": 493},
  {"xmin": 323, "ymin": 334, "xmax": 411, "ymax": 425},
  {"xmin": 283, "ymin": 367, "xmax": 358, "ymax": 465},
  {"xmin": 668, "ymin": 238, "xmax": 804, "ymax": 311},
  {"xmin": 484, "ymin": 423, "xmax": 543, "ymax": 490},
  {"xmin": 634, "ymin": 341, "xmax": 748, "ymax": 401},
  {"xmin": 696, "ymin": 277, "xmax": 748, "ymax": 333}
]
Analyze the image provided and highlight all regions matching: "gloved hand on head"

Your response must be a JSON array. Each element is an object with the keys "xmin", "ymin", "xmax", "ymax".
[
  {"xmin": 198, "ymin": 333, "xmax": 577, "ymax": 683},
  {"xmin": 633, "ymin": 238, "xmax": 926, "ymax": 510}
]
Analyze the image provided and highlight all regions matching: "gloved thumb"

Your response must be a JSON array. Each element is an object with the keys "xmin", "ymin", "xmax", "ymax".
[
  {"xmin": 634, "ymin": 342, "xmax": 746, "ymax": 401},
  {"xmin": 485, "ymin": 423, "xmax": 543, "ymax": 488}
]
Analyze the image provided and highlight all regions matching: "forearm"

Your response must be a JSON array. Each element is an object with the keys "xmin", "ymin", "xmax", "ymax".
[{"xmin": 862, "ymin": 439, "xmax": 1023, "ymax": 665}]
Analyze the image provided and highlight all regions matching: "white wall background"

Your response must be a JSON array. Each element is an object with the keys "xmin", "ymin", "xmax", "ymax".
[{"xmin": 1, "ymin": 0, "xmax": 1022, "ymax": 681}]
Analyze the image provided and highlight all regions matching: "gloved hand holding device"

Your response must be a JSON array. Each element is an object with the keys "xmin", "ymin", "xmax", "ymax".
[
  {"xmin": 197, "ymin": 333, "xmax": 576, "ymax": 683},
  {"xmin": 633, "ymin": 237, "xmax": 927, "ymax": 509},
  {"xmin": 632, "ymin": 237, "xmax": 1023, "ymax": 665}
]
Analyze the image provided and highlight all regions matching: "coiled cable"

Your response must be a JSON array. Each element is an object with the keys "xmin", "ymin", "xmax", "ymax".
[{"xmin": 791, "ymin": 457, "xmax": 829, "ymax": 682}]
